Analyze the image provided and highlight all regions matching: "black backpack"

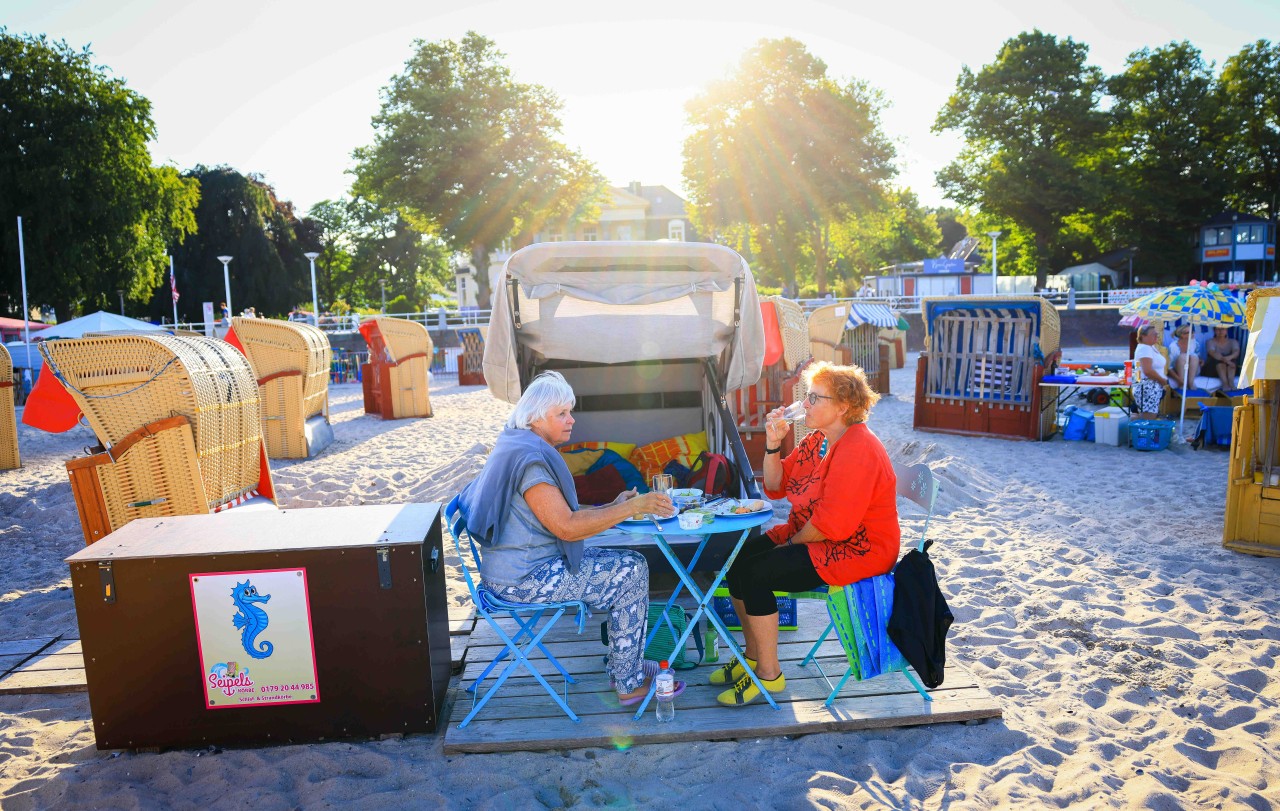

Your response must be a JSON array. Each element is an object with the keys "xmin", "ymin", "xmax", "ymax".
[{"xmin": 887, "ymin": 541, "xmax": 954, "ymax": 688}]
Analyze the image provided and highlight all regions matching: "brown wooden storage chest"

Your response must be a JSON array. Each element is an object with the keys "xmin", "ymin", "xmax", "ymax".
[{"xmin": 66, "ymin": 503, "xmax": 449, "ymax": 750}]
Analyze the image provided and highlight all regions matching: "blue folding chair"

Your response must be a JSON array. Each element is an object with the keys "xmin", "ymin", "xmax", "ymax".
[
  {"xmin": 794, "ymin": 462, "xmax": 940, "ymax": 703},
  {"xmin": 445, "ymin": 496, "xmax": 590, "ymax": 728}
]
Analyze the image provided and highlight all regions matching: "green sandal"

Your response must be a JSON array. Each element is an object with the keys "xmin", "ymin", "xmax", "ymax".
[{"xmin": 709, "ymin": 657, "xmax": 755, "ymax": 685}]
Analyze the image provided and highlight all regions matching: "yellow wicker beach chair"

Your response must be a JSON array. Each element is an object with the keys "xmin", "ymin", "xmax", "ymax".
[
  {"xmin": 732, "ymin": 297, "xmax": 812, "ymax": 460},
  {"xmin": 807, "ymin": 303, "xmax": 891, "ymax": 395},
  {"xmin": 230, "ymin": 317, "xmax": 334, "ymax": 459},
  {"xmin": 1225, "ymin": 289, "xmax": 1280, "ymax": 556},
  {"xmin": 0, "ymin": 345, "xmax": 19, "ymax": 470},
  {"xmin": 360, "ymin": 317, "xmax": 433, "ymax": 420},
  {"xmin": 40, "ymin": 334, "xmax": 274, "ymax": 543}
]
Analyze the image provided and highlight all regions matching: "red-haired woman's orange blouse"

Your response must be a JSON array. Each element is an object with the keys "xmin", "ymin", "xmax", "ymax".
[{"xmin": 762, "ymin": 424, "xmax": 899, "ymax": 586}]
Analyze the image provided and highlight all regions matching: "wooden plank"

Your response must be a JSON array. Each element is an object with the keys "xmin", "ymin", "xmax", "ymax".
[
  {"xmin": 444, "ymin": 675, "xmax": 999, "ymax": 753},
  {"xmin": 0, "ymin": 667, "xmax": 87, "ymax": 694},
  {"xmin": 0, "ymin": 637, "xmax": 58, "ymax": 657},
  {"xmin": 13, "ymin": 653, "xmax": 84, "ymax": 672},
  {"xmin": 450, "ymin": 636, "xmax": 469, "ymax": 670},
  {"xmin": 0, "ymin": 653, "xmax": 28, "ymax": 676}
]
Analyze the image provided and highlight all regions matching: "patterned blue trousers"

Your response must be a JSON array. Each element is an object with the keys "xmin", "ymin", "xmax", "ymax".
[{"xmin": 488, "ymin": 548, "xmax": 649, "ymax": 693}]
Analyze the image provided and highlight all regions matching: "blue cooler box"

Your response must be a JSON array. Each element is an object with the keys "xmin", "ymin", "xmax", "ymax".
[
  {"xmin": 1130, "ymin": 419, "xmax": 1175, "ymax": 451},
  {"xmin": 1062, "ymin": 406, "xmax": 1096, "ymax": 441},
  {"xmin": 712, "ymin": 588, "xmax": 798, "ymax": 631}
]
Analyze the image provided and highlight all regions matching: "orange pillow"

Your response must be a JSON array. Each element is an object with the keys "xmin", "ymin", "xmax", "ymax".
[{"xmin": 629, "ymin": 432, "xmax": 710, "ymax": 481}]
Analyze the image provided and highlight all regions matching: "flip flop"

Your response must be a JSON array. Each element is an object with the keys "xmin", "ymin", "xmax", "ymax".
[
  {"xmin": 617, "ymin": 678, "xmax": 686, "ymax": 707},
  {"xmin": 609, "ymin": 659, "xmax": 660, "ymax": 690}
]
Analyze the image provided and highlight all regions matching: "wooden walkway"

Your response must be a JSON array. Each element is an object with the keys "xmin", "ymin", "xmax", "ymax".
[
  {"xmin": 0, "ymin": 636, "xmax": 85, "ymax": 694},
  {"xmin": 443, "ymin": 600, "xmax": 1001, "ymax": 754}
]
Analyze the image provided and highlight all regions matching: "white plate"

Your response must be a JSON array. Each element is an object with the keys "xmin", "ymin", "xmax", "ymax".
[
  {"xmin": 1076, "ymin": 375, "xmax": 1122, "ymax": 384},
  {"xmin": 711, "ymin": 499, "xmax": 771, "ymax": 517},
  {"xmin": 617, "ymin": 515, "xmax": 676, "ymax": 529}
]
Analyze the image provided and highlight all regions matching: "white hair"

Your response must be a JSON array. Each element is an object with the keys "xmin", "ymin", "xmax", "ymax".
[{"xmin": 506, "ymin": 370, "xmax": 576, "ymax": 430}]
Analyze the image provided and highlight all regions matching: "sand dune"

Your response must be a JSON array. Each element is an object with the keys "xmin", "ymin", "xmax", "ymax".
[{"xmin": 2, "ymin": 355, "xmax": 1277, "ymax": 810}]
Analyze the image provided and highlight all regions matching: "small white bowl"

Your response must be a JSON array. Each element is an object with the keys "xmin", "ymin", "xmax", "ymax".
[{"xmin": 677, "ymin": 512, "xmax": 705, "ymax": 530}]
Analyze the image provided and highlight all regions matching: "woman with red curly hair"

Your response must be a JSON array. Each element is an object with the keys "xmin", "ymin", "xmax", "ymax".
[{"xmin": 712, "ymin": 361, "xmax": 899, "ymax": 706}]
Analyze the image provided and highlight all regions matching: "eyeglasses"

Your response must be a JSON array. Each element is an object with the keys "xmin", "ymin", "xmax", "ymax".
[{"xmin": 806, "ymin": 392, "xmax": 835, "ymax": 405}]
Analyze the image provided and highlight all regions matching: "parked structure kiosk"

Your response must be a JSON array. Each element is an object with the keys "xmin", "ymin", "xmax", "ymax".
[
  {"xmin": 1225, "ymin": 288, "xmax": 1280, "ymax": 556},
  {"xmin": 913, "ymin": 297, "xmax": 1060, "ymax": 440},
  {"xmin": 0, "ymin": 345, "xmax": 19, "ymax": 470},
  {"xmin": 29, "ymin": 334, "xmax": 276, "ymax": 544},
  {"xmin": 228, "ymin": 317, "xmax": 334, "ymax": 459},
  {"xmin": 66, "ymin": 503, "xmax": 450, "ymax": 749},
  {"xmin": 359, "ymin": 317, "xmax": 433, "ymax": 420}
]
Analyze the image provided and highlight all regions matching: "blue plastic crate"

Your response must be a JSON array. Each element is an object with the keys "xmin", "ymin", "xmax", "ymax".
[
  {"xmin": 1130, "ymin": 419, "xmax": 1175, "ymax": 451},
  {"xmin": 1062, "ymin": 406, "xmax": 1095, "ymax": 441},
  {"xmin": 712, "ymin": 589, "xmax": 798, "ymax": 631}
]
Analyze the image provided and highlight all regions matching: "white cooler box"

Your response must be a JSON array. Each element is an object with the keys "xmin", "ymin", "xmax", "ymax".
[{"xmin": 1094, "ymin": 407, "xmax": 1129, "ymax": 446}]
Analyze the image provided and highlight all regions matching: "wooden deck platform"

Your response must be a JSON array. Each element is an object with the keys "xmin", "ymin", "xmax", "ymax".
[{"xmin": 443, "ymin": 600, "xmax": 1001, "ymax": 754}]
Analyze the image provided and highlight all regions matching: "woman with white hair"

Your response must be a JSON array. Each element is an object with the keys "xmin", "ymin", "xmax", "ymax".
[{"xmin": 457, "ymin": 371, "xmax": 681, "ymax": 706}]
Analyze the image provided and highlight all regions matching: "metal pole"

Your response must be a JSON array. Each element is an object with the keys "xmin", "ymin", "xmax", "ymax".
[
  {"xmin": 217, "ymin": 256, "xmax": 233, "ymax": 318},
  {"xmin": 118, "ymin": 290, "xmax": 125, "ymax": 315},
  {"xmin": 170, "ymin": 253, "xmax": 179, "ymax": 326},
  {"xmin": 17, "ymin": 217, "xmax": 30, "ymax": 346},
  {"xmin": 380, "ymin": 279, "xmax": 387, "ymax": 314},
  {"xmin": 304, "ymin": 252, "xmax": 320, "ymax": 327},
  {"xmin": 987, "ymin": 231, "xmax": 1002, "ymax": 293}
]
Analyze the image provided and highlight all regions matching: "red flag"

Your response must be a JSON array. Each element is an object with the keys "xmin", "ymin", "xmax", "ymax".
[
  {"xmin": 21, "ymin": 362, "xmax": 83, "ymax": 433},
  {"xmin": 170, "ymin": 264, "xmax": 180, "ymax": 303}
]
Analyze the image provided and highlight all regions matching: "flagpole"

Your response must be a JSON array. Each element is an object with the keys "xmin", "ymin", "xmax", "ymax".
[
  {"xmin": 17, "ymin": 217, "xmax": 30, "ymax": 347},
  {"xmin": 169, "ymin": 253, "xmax": 179, "ymax": 326}
]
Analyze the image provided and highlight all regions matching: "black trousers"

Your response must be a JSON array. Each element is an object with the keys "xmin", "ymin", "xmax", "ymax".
[{"xmin": 725, "ymin": 535, "xmax": 824, "ymax": 617}]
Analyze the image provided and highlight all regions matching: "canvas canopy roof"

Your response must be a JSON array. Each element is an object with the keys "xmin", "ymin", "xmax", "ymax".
[
  {"xmin": 484, "ymin": 241, "xmax": 765, "ymax": 404},
  {"xmin": 1242, "ymin": 292, "xmax": 1280, "ymax": 382},
  {"xmin": 844, "ymin": 302, "xmax": 898, "ymax": 329},
  {"xmin": 34, "ymin": 311, "xmax": 165, "ymax": 340}
]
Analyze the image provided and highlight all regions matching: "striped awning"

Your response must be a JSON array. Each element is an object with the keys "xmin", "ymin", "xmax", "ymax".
[
  {"xmin": 843, "ymin": 303, "xmax": 898, "ymax": 329},
  {"xmin": 1242, "ymin": 294, "xmax": 1280, "ymax": 382}
]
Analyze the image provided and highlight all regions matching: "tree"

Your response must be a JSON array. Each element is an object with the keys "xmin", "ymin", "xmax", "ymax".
[
  {"xmin": 1104, "ymin": 41, "xmax": 1229, "ymax": 283},
  {"xmin": 151, "ymin": 166, "xmax": 308, "ymax": 320},
  {"xmin": 0, "ymin": 31, "xmax": 198, "ymax": 319},
  {"xmin": 683, "ymin": 38, "xmax": 896, "ymax": 294},
  {"xmin": 830, "ymin": 188, "xmax": 942, "ymax": 288},
  {"xmin": 1219, "ymin": 40, "xmax": 1280, "ymax": 219},
  {"xmin": 934, "ymin": 30, "xmax": 1108, "ymax": 287},
  {"xmin": 306, "ymin": 196, "xmax": 451, "ymax": 312},
  {"xmin": 351, "ymin": 32, "xmax": 602, "ymax": 308}
]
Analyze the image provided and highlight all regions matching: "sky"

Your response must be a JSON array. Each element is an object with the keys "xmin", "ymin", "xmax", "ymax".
[{"xmin": 6, "ymin": 0, "xmax": 1278, "ymax": 216}]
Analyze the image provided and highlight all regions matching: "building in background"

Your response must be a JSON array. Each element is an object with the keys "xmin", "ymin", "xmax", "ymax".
[{"xmin": 1198, "ymin": 211, "xmax": 1276, "ymax": 285}]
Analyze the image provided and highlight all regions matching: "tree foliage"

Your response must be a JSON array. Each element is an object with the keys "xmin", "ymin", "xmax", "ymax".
[
  {"xmin": 830, "ymin": 188, "xmax": 941, "ymax": 288},
  {"xmin": 683, "ymin": 38, "xmax": 896, "ymax": 294},
  {"xmin": 934, "ymin": 30, "xmax": 1108, "ymax": 287},
  {"xmin": 351, "ymin": 32, "xmax": 602, "ymax": 307},
  {"xmin": 1219, "ymin": 40, "xmax": 1280, "ymax": 219},
  {"xmin": 0, "ymin": 30, "xmax": 198, "ymax": 319},
  {"xmin": 151, "ymin": 166, "xmax": 309, "ymax": 320}
]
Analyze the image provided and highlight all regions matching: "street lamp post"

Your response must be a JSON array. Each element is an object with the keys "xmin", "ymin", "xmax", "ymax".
[
  {"xmin": 217, "ymin": 255, "xmax": 233, "ymax": 319},
  {"xmin": 117, "ymin": 290, "xmax": 124, "ymax": 315},
  {"xmin": 304, "ymin": 252, "xmax": 320, "ymax": 327},
  {"xmin": 986, "ymin": 231, "xmax": 1002, "ymax": 293},
  {"xmin": 380, "ymin": 278, "xmax": 388, "ymax": 314}
]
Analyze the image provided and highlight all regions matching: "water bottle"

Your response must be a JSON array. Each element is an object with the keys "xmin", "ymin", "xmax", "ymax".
[{"xmin": 655, "ymin": 660, "xmax": 676, "ymax": 723}]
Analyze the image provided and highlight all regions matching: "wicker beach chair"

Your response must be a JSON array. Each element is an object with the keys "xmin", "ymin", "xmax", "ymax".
[
  {"xmin": 1225, "ymin": 288, "xmax": 1280, "ymax": 556},
  {"xmin": 40, "ymin": 334, "xmax": 274, "ymax": 544},
  {"xmin": 359, "ymin": 317, "xmax": 433, "ymax": 420},
  {"xmin": 732, "ymin": 297, "xmax": 812, "ymax": 460},
  {"xmin": 230, "ymin": 317, "xmax": 334, "ymax": 459},
  {"xmin": 914, "ymin": 297, "xmax": 1060, "ymax": 440},
  {"xmin": 0, "ymin": 345, "xmax": 19, "ymax": 470},
  {"xmin": 458, "ymin": 328, "xmax": 486, "ymax": 386},
  {"xmin": 807, "ymin": 302, "xmax": 892, "ymax": 395}
]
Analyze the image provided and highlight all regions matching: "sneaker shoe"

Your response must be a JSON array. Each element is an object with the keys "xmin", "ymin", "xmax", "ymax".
[
  {"xmin": 709, "ymin": 657, "xmax": 755, "ymax": 685},
  {"xmin": 717, "ymin": 671, "xmax": 786, "ymax": 707}
]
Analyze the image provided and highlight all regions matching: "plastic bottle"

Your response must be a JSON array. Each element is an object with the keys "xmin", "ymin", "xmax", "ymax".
[
  {"xmin": 655, "ymin": 660, "xmax": 676, "ymax": 723},
  {"xmin": 703, "ymin": 625, "xmax": 721, "ymax": 664}
]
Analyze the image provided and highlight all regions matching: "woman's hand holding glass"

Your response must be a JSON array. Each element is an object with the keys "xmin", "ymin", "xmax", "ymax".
[
  {"xmin": 626, "ymin": 490, "xmax": 676, "ymax": 520},
  {"xmin": 765, "ymin": 404, "xmax": 796, "ymax": 447}
]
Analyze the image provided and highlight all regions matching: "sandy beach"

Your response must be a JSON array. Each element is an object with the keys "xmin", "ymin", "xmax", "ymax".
[{"xmin": 1, "ymin": 354, "xmax": 1277, "ymax": 810}]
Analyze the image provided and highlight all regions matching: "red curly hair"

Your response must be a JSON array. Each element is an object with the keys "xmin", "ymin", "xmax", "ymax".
[{"xmin": 804, "ymin": 361, "xmax": 880, "ymax": 425}]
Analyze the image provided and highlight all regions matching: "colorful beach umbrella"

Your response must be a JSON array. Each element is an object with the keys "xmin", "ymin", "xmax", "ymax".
[{"xmin": 1120, "ymin": 283, "xmax": 1246, "ymax": 436}]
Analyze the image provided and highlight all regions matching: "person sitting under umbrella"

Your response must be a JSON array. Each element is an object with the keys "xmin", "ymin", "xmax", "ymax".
[{"xmin": 1167, "ymin": 325, "xmax": 1201, "ymax": 393}]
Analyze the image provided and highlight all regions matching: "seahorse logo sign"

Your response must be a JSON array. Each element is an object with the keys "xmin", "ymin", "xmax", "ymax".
[{"xmin": 230, "ymin": 579, "xmax": 274, "ymax": 659}]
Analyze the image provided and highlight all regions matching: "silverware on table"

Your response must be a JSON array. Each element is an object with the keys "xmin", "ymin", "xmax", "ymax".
[{"xmin": 650, "ymin": 515, "xmax": 664, "ymax": 533}]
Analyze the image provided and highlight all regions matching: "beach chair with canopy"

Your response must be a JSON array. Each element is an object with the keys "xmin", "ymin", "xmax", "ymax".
[
  {"xmin": 914, "ymin": 297, "xmax": 1060, "ymax": 440},
  {"xmin": 731, "ymin": 296, "xmax": 811, "ymax": 463},
  {"xmin": 28, "ymin": 334, "xmax": 276, "ymax": 544},
  {"xmin": 794, "ymin": 461, "xmax": 940, "ymax": 704},
  {"xmin": 457, "ymin": 327, "xmax": 487, "ymax": 386},
  {"xmin": 0, "ymin": 345, "xmax": 19, "ymax": 470},
  {"xmin": 484, "ymin": 240, "xmax": 765, "ymax": 572},
  {"xmin": 1224, "ymin": 289, "xmax": 1280, "ymax": 556},
  {"xmin": 445, "ymin": 496, "xmax": 588, "ymax": 728},
  {"xmin": 359, "ymin": 317, "xmax": 433, "ymax": 420},
  {"xmin": 807, "ymin": 302, "xmax": 893, "ymax": 396},
  {"xmin": 228, "ymin": 317, "xmax": 334, "ymax": 459}
]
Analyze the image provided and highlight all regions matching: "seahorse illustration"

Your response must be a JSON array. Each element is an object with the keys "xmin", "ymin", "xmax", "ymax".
[{"xmin": 230, "ymin": 580, "xmax": 274, "ymax": 659}]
